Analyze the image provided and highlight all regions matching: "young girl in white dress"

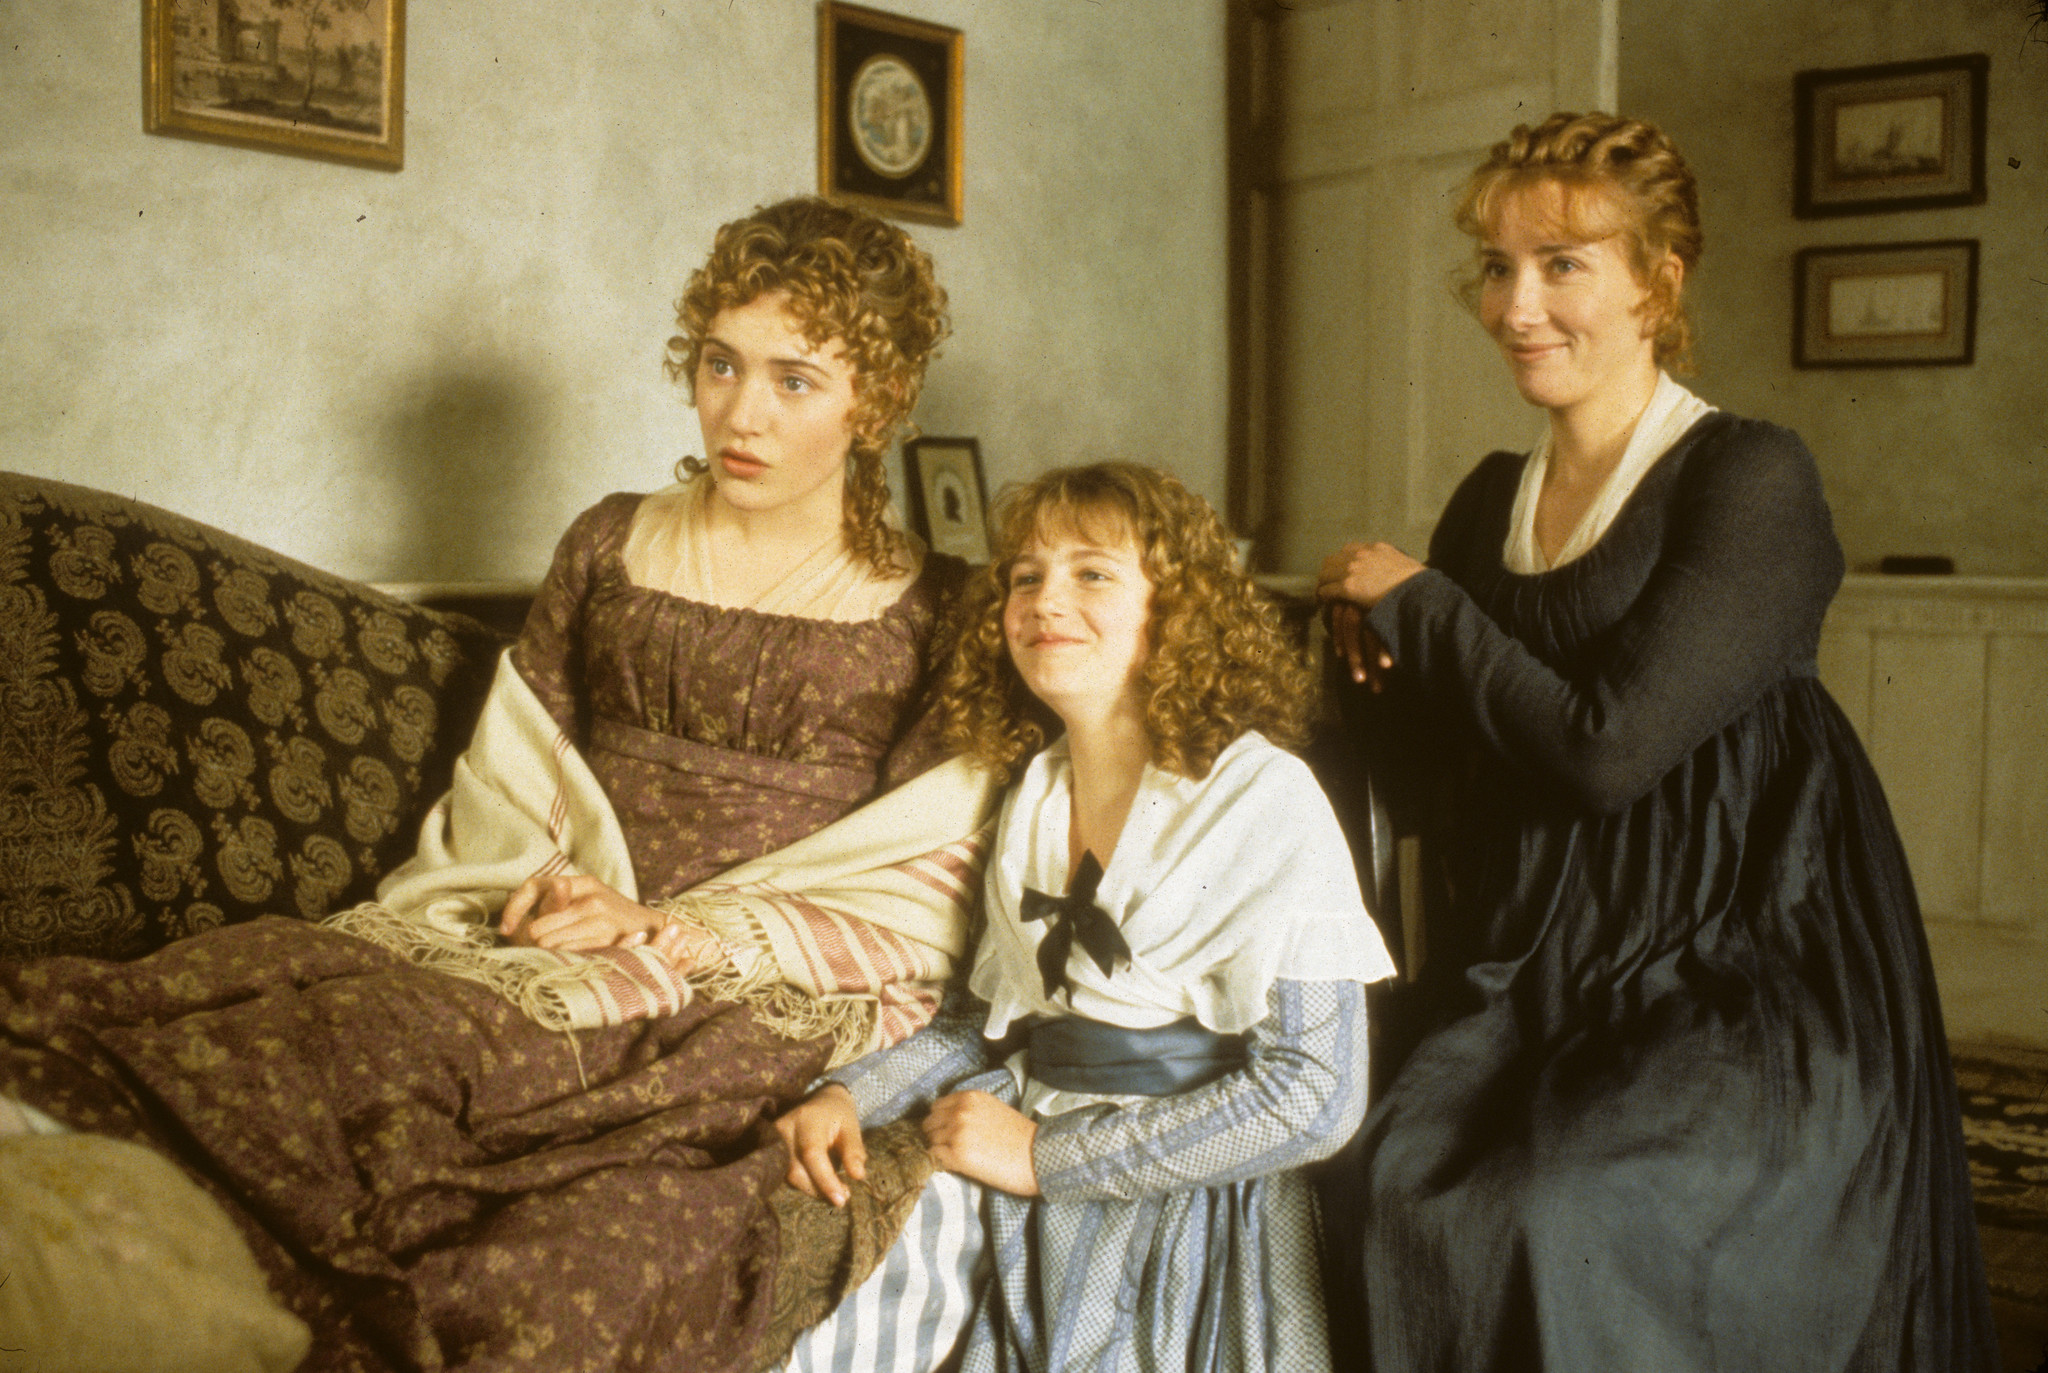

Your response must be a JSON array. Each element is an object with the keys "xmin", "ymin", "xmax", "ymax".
[{"xmin": 776, "ymin": 462, "xmax": 1397, "ymax": 1373}]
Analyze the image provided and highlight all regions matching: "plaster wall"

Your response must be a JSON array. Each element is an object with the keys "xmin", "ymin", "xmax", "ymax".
[
  {"xmin": 1620, "ymin": 0, "xmax": 2048, "ymax": 574},
  {"xmin": 0, "ymin": 2, "xmax": 1229, "ymax": 584}
]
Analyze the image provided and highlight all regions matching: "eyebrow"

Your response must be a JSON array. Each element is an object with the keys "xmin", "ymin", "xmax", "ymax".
[
  {"xmin": 1481, "ymin": 241, "xmax": 1587, "ymax": 255},
  {"xmin": 699, "ymin": 335, "xmax": 832, "ymax": 375}
]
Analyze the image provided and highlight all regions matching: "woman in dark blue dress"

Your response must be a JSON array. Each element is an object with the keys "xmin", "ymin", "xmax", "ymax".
[{"xmin": 1314, "ymin": 111, "xmax": 1997, "ymax": 1372}]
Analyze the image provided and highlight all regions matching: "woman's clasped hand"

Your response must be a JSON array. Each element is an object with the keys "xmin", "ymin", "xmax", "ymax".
[{"xmin": 1315, "ymin": 542, "xmax": 1416, "ymax": 688}]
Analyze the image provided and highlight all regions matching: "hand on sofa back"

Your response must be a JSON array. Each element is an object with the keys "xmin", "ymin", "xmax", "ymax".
[{"xmin": 1, "ymin": 472, "xmax": 505, "ymax": 960}]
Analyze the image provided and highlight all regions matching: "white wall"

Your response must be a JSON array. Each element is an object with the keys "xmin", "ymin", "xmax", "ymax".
[
  {"xmin": 1619, "ymin": 0, "xmax": 2048, "ymax": 1046},
  {"xmin": 1621, "ymin": 0, "xmax": 2048, "ymax": 575},
  {"xmin": 0, "ymin": 2, "xmax": 1229, "ymax": 584}
]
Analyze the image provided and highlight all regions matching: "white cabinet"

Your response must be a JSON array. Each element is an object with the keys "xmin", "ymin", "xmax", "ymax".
[{"xmin": 1818, "ymin": 576, "xmax": 2048, "ymax": 1047}]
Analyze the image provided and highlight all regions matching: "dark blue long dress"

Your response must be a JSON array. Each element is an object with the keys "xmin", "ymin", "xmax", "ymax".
[{"xmin": 1322, "ymin": 412, "xmax": 1997, "ymax": 1371}]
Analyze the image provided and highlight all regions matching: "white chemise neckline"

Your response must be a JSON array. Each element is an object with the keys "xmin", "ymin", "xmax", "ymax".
[
  {"xmin": 1502, "ymin": 372, "xmax": 1716, "ymax": 575},
  {"xmin": 620, "ymin": 478, "xmax": 924, "ymax": 622}
]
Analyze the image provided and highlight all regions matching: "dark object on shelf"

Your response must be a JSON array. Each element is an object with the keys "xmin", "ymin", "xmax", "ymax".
[{"xmin": 1879, "ymin": 555, "xmax": 1955, "ymax": 575}]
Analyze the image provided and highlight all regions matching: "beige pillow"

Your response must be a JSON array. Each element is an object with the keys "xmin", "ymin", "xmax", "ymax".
[{"xmin": 0, "ymin": 1133, "xmax": 310, "ymax": 1373}]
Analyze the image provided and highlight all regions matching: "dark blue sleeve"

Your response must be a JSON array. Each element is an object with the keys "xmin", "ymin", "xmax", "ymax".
[{"xmin": 1366, "ymin": 420, "xmax": 1843, "ymax": 813}]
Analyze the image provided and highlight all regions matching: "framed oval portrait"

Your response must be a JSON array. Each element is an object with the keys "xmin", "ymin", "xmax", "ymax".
[{"xmin": 820, "ymin": 3, "xmax": 963, "ymax": 226}]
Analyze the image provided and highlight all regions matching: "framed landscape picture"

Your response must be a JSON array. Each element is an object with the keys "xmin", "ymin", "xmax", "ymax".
[
  {"xmin": 904, "ymin": 437, "xmax": 990, "ymax": 562},
  {"xmin": 1793, "ymin": 240, "xmax": 1979, "ymax": 368},
  {"xmin": 1794, "ymin": 54, "xmax": 1986, "ymax": 218},
  {"xmin": 819, "ymin": 2, "xmax": 962, "ymax": 225},
  {"xmin": 146, "ymin": 0, "xmax": 405, "ymax": 170}
]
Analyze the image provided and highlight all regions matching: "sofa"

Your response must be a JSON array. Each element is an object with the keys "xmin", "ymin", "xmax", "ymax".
[
  {"xmin": 0, "ymin": 471, "xmax": 527, "ymax": 1368},
  {"xmin": 0, "ymin": 469, "xmax": 508, "ymax": 963},
  {"xmin": 1, "ymin": 471, "xmax": 968, "ymax": 1372},
  {"xmin": 0, "ymin": 469, "xmax": 1414, "ymax": 1371}
]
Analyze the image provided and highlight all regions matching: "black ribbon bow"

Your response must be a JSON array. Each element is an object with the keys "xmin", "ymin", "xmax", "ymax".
[{"xmin": 1019, "ymin": 851, "xmax": 1131, "ymax": 999}]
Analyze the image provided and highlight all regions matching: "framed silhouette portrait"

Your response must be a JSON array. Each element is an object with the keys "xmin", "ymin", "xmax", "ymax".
[{"xmin": 904, "ymin": 437, "xmax": 990, "ymax": 563}]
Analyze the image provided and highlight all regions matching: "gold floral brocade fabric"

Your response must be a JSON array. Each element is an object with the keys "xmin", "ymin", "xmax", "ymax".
[{"xmin": 0, "ymin": 472, "xmax": 501, "ymax": 959}]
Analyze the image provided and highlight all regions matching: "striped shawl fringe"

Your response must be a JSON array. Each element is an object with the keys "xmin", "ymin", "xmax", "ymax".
[{"xmin": 327, "ymin": 650, "xmax": 997, "ymax": 1066}]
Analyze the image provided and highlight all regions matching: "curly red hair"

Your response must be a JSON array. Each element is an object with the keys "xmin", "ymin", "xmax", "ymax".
[
  {"xmin": 664, "ymin": 197, "xmax": 950, "ymax": 574},
  {"xmin": 938, "ymin": 463, "xmax": 1312, "ymax": 782},
  {"xmin": 1453, "ymin": 111, "xmax": 1703, "ymax": 372}
]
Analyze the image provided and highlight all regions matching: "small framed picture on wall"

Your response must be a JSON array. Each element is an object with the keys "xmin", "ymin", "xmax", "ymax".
[
  {"xmin": 904, "ymin": 437, "xmax": 990, "ymax": 563},
  {"xmin": 1794, "ymin": 54, "xmax": 1988, "ymax": 218},
  {"xmin": 1793, "ymin": 239, "xmax": 1979, "ymax": 368},
  {"xmin": 819, "ymin": 2, "xmax": 963, "ymax": 225},
  {"xmin": 144, "ymin": 0, "xmax": 405, "ymax": 169}
]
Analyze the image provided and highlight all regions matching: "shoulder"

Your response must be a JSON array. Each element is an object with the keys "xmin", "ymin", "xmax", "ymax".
[
  {"xmin": 530, "ymin": 492, "xmax": 648, "ymax": 596},
  {"xmin": 553, "ymin": 491, "xmax": 647, "ymax": 559},
  {"xmin": 1664, "ymin": 411, "xmax": 1818, "ymax": 485},
  {"xmin": 994, "ymin": 738, "xmax": 1068, "ymax": 838},
  {"xmin": 890, "ymin": 548, "xmax": 974, "ymax": 640},
  {"xmin": 1665, "ymin": 412, "xmax": 1830, "ymax": 515},
  {"xmin": 1180, "ymin": 732, "xmax": 1332, "ymax": 828},
  {"xmin": 1163, "ymin": 735, "xmax": 1366, "ymax": 915},
  {"xmin": 1431, "ymin": 449, "xmax": 1526, "ymax": 557}
]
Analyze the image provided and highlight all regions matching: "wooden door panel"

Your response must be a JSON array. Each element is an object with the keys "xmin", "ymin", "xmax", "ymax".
[{"xmin": 1251, "ymin": 0, "xmax": 1617, "ymax": 573}]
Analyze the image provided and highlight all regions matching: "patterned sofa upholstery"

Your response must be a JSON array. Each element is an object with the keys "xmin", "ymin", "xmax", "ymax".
[{"xmin": 0, "ymin": 471, "xmax": 506, "ymax": 961}]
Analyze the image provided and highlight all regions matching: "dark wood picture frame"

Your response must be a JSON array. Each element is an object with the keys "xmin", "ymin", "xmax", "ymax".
[
  {"xmin": 1793, "ymin": 239, "xmax": 1979, "ymax": 368},
  {"xmin": 1794, "ymin": 54, "xmax": 1987, "ymax": 218},
  {"xmin": 819, "ymin": 2, "xmax": 963, "ymax": 226},
  {"xmin": 903, "ymin": 436, "xmax": 990, "ymax": 562},
  {"xmin": 145, "ymin": 0, "xmax": 405, "ymax": 170}
]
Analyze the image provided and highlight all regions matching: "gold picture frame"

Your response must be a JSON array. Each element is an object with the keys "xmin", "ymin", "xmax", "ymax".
[
  {"xmin": 145, "ymin": 0, "xmax": 405, "ymax": 170},
  {"xmin": 819, "ymin": 2, "xmax": 962, "ymax": 226}
]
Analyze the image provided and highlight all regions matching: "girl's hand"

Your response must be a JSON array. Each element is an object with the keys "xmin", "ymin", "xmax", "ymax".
[
  {"xmin": 924, "ymin": 1091, "xmax": 1040, "ymax": 1197},
  {"xmin": 776, "ymin": 1083, "xmax": 867, "ymax": 1207},
  {"xmin": 499, "ymin": 873, "xmax": 665, "ymax": 953},
  {"xmin": 1316, "ymin": 540, "xmax": 1424, "ymax": 610}
]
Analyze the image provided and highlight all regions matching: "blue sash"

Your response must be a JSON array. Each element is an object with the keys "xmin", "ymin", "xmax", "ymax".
[{"xmin": 1027, "ymin": 1016, "xmax": 1246, "ymax": 1097}]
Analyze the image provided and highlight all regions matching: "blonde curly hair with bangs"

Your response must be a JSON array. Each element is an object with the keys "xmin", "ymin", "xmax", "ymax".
[
  {"xmin": 1453, "ymin": 111, "xmax": 1703, "ymax": 372},
  {"xmin": 664, "ymin": 196, "xmax": 950, "ymax": 575},
  {"xmin": 938, "ymin": 463, "xmax": 1313, "ymax": 782}
]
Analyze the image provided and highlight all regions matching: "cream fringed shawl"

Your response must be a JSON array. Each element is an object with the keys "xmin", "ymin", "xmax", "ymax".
[{"xmin": 326, "ymin": 650, "xmax": 999, "ymax": 1068}]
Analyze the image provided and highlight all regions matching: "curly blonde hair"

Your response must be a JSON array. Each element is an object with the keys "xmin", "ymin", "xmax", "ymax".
[
  {"xmin": 664, "ymin": 197, "xmax": 950, "ymax": 574},
  {"xmin": 1452, "ymin": 111, "xmax": 1703, "ymax": 372},
  {"xmin": 938, "ymin": 463, "xmax": 1313, "ymax": 782}
]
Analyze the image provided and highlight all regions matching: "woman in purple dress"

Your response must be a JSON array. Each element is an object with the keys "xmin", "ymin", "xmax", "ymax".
[
  {"xmin": 1314, "ymin": 113, "xmax": 1996, "ymax": 1371},
  {"xmin": 1, "ymin": 197, "xmax": 975, "ymax": 1373}
]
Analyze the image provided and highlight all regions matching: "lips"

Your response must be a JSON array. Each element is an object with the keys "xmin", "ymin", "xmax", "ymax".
[{"xmin": 718, "ymin": 448, "xmax": 767, "ymax": 479}]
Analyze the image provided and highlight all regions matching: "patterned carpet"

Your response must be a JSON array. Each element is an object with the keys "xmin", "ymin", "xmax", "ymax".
[{"xmin": 1955, "ymin": 1043, "xmax": 2048, "ymax": 1372}]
